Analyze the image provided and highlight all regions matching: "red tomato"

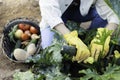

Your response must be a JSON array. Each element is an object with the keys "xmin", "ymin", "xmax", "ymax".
[
  {"xmin": 24, "ymin": 24, "xmax": 30, "ymax": 30},
  {"xmin": 18, "ymin": 23, "xmax": 25, "ymax": 31},
  {"xmin": 18, "ymin": 23, "xmax": 30, "ymax": 31}
]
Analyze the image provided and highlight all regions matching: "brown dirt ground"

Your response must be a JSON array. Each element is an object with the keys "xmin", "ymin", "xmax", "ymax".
[{"xmin": 0, "ymin": 0, "xmax": 41, "ymax": 80}]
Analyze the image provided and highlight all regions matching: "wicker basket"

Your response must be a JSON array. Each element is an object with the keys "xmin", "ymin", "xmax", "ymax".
[{"xmin": 1, "ymin": 18, "xmax": 41, "ymax": 63}]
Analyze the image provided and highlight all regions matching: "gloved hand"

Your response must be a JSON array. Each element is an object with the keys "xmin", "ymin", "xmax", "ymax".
[
  {"xmin": 64, "ymin": 30, "xmax": 90, "ymax": 63},
  {"xmin": 90, "ymin": 28, "xmax": 113, "ymax": 61}
]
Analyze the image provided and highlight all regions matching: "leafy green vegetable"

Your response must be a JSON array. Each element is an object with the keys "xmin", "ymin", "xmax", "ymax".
[
  {"xmin": 65, "ymin": 20, "xmax": 87, "ymax": 36},
  {"xmin": 104, "ymin": 0, "xmax": 120, "ymax": 21},
  {"xmin": 25, "ymin": 30, "xmax": 80, "ymax": 80},
  {"xmin": 8, "ymin": 25, "xmax": 18, "ymax": 43},
  {"xmin": 36, "ymin": 66, "xmax": 71, "ymax": 80},
  {"xmin": 26, "ymin": 30, "xmax": 64, "ymax": 65},
  {"xmin": 13, "ymin": 70, "xmax": 34, "ymax": 80},
  {"xmin": 79, "ymin": 64, "xmax": 120, "ymax": 80}
]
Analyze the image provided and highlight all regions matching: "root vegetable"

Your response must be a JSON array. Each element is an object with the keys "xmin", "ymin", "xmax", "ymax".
[
  {"xmin": 14, "ymin": 29, "xmax": 23, "ymax": 39},
  {"xmin": 30, "ymin": 26, "xmax": 38, "ymax": 34},
  {"xmin": 13, "ymin": 48, "xmax": 29, "ymax": 61},
  {"xmin": 21, "ymin": 33, "xmax": 30, "ymax": 41},
  {"xmin": 27, "ymin": 43, "xmax": 37, "ymax": 56},
  {"xmin": 24, "ymin": 30, "xmax": 31, "ymax": 36},
  {"xmin": 31, "ymin": 34, "xmax": 40, "ymax": 40}
]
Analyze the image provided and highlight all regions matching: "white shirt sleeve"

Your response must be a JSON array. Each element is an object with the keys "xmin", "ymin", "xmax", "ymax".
[
  {"xmin": 95, "ymin": 0, "xmax": 119, "ymax": 25},
  {"xmin": 39, "ymin": 0, "xmax": 63, "ymax": 29}
]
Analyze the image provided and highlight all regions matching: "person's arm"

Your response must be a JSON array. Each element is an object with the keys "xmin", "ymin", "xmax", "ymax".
[
  {"xmin": 106, "ymin": 23, "xmax": 118, "ymax": 30},
  {"xmin": 54, "ymin": 23, "xmax": 70, "ymax": 34},
  {"xmin": 95, "ymin": 0, "xmax": 120, "ymax": 30},
  {"xmin": 39, "ymin": 0, "xmax": 71, "ymax": 35},
  {"xmin": 39, "ymin": 0, "xmax": 63, "ymax": 29}
]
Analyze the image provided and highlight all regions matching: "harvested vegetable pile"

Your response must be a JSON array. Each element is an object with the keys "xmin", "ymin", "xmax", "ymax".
[{"xmin": 2, "ymin": 18, "xmax": 41, "ymax": 62}]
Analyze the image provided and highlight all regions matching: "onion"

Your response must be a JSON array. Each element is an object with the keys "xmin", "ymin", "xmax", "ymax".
[
  {"xmin": 13, "ymin": 48, "xmax": 29, "ymax": 61},
  {"xmin": 14, "ymin": 29, "xmax": 23, "ymax": 39},
  {"xmin": 27, "ymin": 43, "xmax": 37, "ymax": 56},
  {"xmin": 31, "ymin": 34, "xmax": 40, "ymax": 40},
  {"xmin": 30, "ymin": 26, "xmax": 38, "ymax": 34},
  {"xmin": 21, "ymin": 33, "xmax": 30, "ymax": 41},
  {"xmin": 24, "ymin": 30, "xmax": 31, "ymax": 37}
]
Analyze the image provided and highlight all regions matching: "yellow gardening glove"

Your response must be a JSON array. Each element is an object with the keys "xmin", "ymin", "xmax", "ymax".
[
  {"xmin": 64, "ymin": 30, "xmax": 90, "ymax": 63},
  {"xmin": 90, "ymin": 28, "xmax": 113, "ymax": 61}
]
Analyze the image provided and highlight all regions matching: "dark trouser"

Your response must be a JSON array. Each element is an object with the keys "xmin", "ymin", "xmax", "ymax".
[
  {"xmin": 41, "ymin": 6, "xmax": 108, "ymax": 49},
  {"xmin": 62, "ymin": 5, "xmax": 108, "ymax": 29}
]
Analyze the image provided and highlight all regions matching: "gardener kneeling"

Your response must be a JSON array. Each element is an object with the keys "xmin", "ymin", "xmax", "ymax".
[{"xmin": 39, "ymin": 0, "xmax": 119, "ymax": 62}]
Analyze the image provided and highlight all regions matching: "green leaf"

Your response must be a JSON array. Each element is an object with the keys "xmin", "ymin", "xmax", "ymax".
[
  {"xmin": 104, "ymin": 0, "xmax": 120, "ymax": 18},
  {"xmin": 48, "ymin": 43, "xmax": 63, "ymax": 63},
  {"xmin": 8, "ymin": 25, "xmax": 18, "ymax": 43},
  {"xmin": 79, "ymin": 69, "xmax": 99, "ymax": 80},
  {"xmin": 65, "ymin": 20, "xmax": 87, "ymax": 36},
  {"xmin": 104, "ymin": 0, "xmax": 113, "ymax": 8},
  {"xmin": 79, "ymin": 64, "xmax": 120, "ymax": 80},
  {"xmin": 13, "ymin": 70, "xmax": 35, "ymax": 80}
]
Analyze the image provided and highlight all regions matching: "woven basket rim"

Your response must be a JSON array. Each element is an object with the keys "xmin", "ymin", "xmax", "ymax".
[{"xmin": 1, "ymin": 34, "xmax": 27, "ymax": 63}]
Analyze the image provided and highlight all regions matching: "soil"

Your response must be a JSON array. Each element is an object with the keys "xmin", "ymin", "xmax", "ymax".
[{"xmin": 0, "ymin": 0, "xmax": 41, "ymax": 80}]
